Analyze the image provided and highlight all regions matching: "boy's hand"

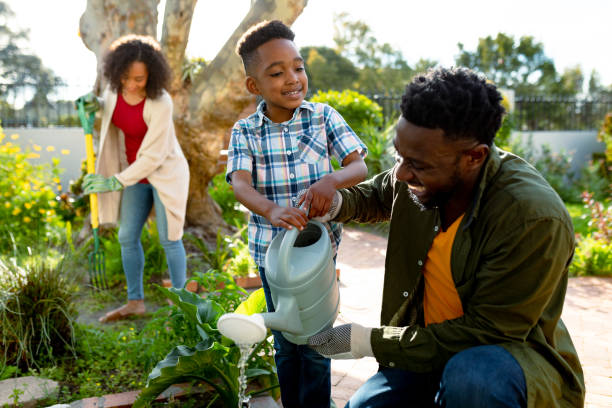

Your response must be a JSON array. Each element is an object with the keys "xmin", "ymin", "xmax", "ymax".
[
  {"xmin": 298, "ymin": 176, "xmax": 337, "ymax": 218},
  {"xmin": 267, "ymin": 205, "xmax": 309, "ymax": 230}
]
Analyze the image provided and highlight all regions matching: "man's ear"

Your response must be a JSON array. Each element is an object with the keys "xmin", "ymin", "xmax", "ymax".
[
  {"xmin": 245, "ymin": 76, "xmax": 260, "ymax": 96},
  {"xmin": 466, "ymin": 144, "xmax": 489, "ymax": 169}
]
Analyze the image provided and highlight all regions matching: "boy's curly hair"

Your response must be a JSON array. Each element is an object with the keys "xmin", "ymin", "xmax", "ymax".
[
  {"xmin": 400, "ymin": 67, "xmax": 505, "ymax": 146},
  {"xmin": 103, "ymin": 34, "xmax": 171, "ymax": 99},
  {"xmin": 235, "ymin": 20, "xmax": 295, "ymax": 75}
]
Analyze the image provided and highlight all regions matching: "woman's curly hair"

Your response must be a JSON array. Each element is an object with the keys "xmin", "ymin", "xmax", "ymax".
[
  {"xmin": 400, "ymin": 67, "xmax": 505, "ymax": 146},
  {"xmin": 103, "ymin": 34, "xmax": 171, "ymax": 99}
]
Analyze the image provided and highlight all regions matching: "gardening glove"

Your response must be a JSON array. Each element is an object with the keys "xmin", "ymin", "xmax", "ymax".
[
  {"xmin": 308, "ymin": 323, "xmax": 373, "ymax": 359},
  {"xmin": 75, "ymin": 92, "xmax": 101, "ymax": 114},
  {"xmin": 311, "ymin": 191, "xmax": 342, "ymax": 222},
  {"xmin": 83, "ymin": 174, "xmax": 123, "ymax": 194}
]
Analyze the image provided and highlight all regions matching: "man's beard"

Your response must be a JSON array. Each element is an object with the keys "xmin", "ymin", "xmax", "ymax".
[{"xmin": 407, "ymin": 167, "xmax": 463, "ymax": 212}]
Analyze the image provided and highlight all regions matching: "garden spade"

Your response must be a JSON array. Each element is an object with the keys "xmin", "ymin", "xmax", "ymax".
[{"xmin": 76, "ymin": 99, "xmax": 108, "ymax": 290}]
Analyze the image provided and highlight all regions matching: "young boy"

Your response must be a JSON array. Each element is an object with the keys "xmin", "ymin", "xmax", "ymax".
[{"xmin": 226, "ymin": 20, "xmax": 368, "ymax": 408}]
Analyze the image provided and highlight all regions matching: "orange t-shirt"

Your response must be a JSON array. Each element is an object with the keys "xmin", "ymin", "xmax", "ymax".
[{"xmin": 423, "ymin": 214, "xmax": 465, "ymax": 326}]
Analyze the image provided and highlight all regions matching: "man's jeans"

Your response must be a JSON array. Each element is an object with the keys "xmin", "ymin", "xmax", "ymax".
[
  {"xmin": 259, "ymin": 266, "xmax": 331, "ymax": 408},
  {"xmin": 118, "ymin": 184, "xmax": 186, "ymax": 300},
  {"xmin": 346, "ymin": 345, "xmax": 527, "ymax": 408}
]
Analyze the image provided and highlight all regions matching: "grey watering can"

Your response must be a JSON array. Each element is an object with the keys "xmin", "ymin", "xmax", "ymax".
[{"xmin": 218, "ymin": 220, "xmax": 340, "ymax": 346}]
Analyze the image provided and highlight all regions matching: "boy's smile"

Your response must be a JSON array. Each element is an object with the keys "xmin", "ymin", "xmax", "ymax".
[{"xmin": 246, "ymin": 38, "xmax": 308, "ymax": 123}]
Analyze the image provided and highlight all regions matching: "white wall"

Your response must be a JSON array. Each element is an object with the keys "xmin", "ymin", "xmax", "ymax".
[{"xmin": 511, "ymin": 130, "xmax": 605, "ymax": 176}]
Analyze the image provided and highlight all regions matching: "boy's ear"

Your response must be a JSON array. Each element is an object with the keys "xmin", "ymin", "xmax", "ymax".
[{"xmin": 245, "ymin": 76, "xmax": 260, "ymax": 96}]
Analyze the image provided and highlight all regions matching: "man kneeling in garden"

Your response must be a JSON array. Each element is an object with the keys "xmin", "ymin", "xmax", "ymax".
[{"xmin": 308, "ymin": 67, "xmax": 585, "ymax": 407}]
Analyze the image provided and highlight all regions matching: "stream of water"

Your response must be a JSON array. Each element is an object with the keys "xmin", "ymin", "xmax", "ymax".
[{"xmin": 237, "ymin": 343, "xmax": 256, "ymax": 408}]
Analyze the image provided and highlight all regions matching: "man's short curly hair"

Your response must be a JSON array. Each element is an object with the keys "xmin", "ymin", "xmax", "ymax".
[
  {"xmin": 103, "ymin": 34, "xmax": 171, "ymax": 99},
  {"xmin": 235, "ymin": 20, "xmax": 295, "ymax": 75},
  {"xmin": 400, "ymin": 67, "xmax": 505, "ymax": 146}
]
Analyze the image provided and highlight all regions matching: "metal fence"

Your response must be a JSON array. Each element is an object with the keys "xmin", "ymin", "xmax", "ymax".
[
  {"xmin": 2, "ymin": 94, "xmax": 611, "ymax": 131},
  {"xmin": 514, "ymin": 96, "xmax": 612, "ymax": 131},
  {"xmin": 0, "ymin": 100, "xmax": 79, "ymax": 128}
]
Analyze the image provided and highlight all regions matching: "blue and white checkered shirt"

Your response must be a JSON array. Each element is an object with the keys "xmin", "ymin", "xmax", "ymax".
[{"xmin": 226, "ymin": 100, "xmax": 367, "ymax": 267}]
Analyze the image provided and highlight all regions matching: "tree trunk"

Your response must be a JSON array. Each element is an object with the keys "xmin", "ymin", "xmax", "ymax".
[{"xmin": 80, "ymin": 0, "xmax": 308, "ymax": 240}]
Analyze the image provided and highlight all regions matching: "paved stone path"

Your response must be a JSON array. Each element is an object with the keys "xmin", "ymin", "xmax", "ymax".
[{"xmin": 333, "ymin": 227, "xmax": 612, "ymax": 408}]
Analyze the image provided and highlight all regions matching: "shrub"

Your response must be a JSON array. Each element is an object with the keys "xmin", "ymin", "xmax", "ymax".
[
  {"xmin": 311, "ymin": 89, "xmax": 383, "ymax": 137},
  {"xmin": 569, "ymin": 192, "xmax": 611, "ymax": 277},
  {"xmin": 209, "ymin": 173, "xmax": 246, "ymax": 228},
  {"xmin": 312, "ymin": 89, "xmax": 395, "ymax": 176},
  {"xmin": 0, "ymin": 256, "xmax": 77, "ymax": 369},
  {"xmin": 0, "ymin": 128, "xmax": 65, "ymax": 253}
]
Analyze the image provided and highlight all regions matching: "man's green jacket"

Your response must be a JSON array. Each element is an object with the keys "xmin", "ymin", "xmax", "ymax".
[{"xmin": 336, "ymin": 145, "xmax": 585, "ymax": 407}]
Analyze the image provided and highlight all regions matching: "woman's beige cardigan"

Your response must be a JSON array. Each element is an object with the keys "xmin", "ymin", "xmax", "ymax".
[{"xmin": 95, "ymin": 87, "xmax": 189, "ymax": 241}]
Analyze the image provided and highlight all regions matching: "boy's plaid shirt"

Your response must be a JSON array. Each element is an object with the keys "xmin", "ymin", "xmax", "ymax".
[{"xmin": 226, "ymin": 100, "xmax": 367, "ymax": 267}]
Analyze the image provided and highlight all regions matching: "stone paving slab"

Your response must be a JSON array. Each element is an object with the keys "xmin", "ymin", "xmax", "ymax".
[
  {"xmin": 333, "ymin": 227, "xmax": 612, "ymax": 408},
  {"xmin": 0, "ymin": 376, "xmax": 59, "ymax": 408}
]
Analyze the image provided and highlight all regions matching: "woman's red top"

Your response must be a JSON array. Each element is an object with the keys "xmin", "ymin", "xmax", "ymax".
[{"xmin": 111, "ymin": 93, "xmax": 149, "ymax": 184}]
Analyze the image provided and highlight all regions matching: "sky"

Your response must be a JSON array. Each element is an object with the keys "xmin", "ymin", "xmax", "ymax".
[{"xmin": 5, "ymin": 0, "xmax": 612, "ymax": 102}]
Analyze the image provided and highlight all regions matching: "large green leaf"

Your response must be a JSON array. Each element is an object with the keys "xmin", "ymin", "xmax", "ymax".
[
  {"xmin": 134, "ymin": 339, "xmax": 238, "ymax": 408},
  {"xmin": 156, "ymin": 285, "xmax": 223, "ymax": 330},
  {"xmin": 234, "ymin": 287, "xmax": 267, "ymax": 315}
]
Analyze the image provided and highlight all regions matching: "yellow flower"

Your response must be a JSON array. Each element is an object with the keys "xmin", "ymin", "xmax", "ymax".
[
  {"xmin": 12, "ymin": 208, "xmax": 21, "ymax": 216},
  {"xmin": 23, "ymin": 216, "xmax": 31, "ymax": 223},
  {"xmin": 10, "ymin": 134, "xmax": 19, "ymax": 140},
  {"xmin": 24, "ymin": 203, "xmax": 32, "ymax": 209},
  {"xmin": 121, "ymin": 336, "xmax": 127, "ymax": 341},
  {"xmin": 39, "ymin": 209, "xmax": 46, "ymax": 214},
  {"xmin": 46, "ymin": 146, "xmax": 55, "ymax": 152},
  {"xmin": 26, "ymin": 153, "xmax": 40, "ymax": 159},
  {"xmin": 33, "ymin": 144, "xmax": 42, "ymax": 151},
  {"xmin": 4, "ymin": 192, "xmax": 9, "ymax": 197},
  {"xmin": 61, "ymin": 149, "xmax": 70, "ymax": 155},
  {"xmin": 49, "ymin": 201, "xmax": 57, "ymax": 207},
  {"xmin": 53, "ymin": 177, "xmax": 61, "ymax": 184},
  {"xmin": 4, "ymin": 202, "xmax": 10, "ymax": 208},
  {"xmin": 129, "ymin": 327, "xmax": 134, "ymax": 331},
  {"xmin": 57, "ymin": 184, "xmax": 62, "ymax": 191}
]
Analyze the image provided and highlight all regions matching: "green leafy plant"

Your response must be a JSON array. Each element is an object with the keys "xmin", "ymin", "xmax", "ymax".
[
  {"xmin": 0, "ymin": 256, "xmax": 77, "ymax": 369},
  {"xmin": 208, "ymin": 173, "xmax": 246, "ymax": 228},
  {"xmin": 134, "ymin": 284, "xmax": 278, "ymax": 408},
  {"xmin": 311, "ymin": 89, "xmax": 383, "ymax": 137},
  {"xmin": 0, "ymin": 128, "xmax": 65, "ymax": 253},
  {"xmin": 569, "ymin": 192, "xmax": 611, "ymax": 277},
  {"xmin": 224, "ymin": 233, "xmax": 257, "ymax": 278}
]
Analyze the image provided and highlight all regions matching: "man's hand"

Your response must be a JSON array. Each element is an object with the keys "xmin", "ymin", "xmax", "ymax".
[
  {"xmin": 298, "ymin": 175, "xmax": 337, "ymax": 218},
  {"xmin": 311, "ymin": 191, "xmax": 342, "ymax": 223},
  {"xmin": 267, "ymin": 205, "xmax": 309, "ymax": 231},
  {"xmin": 75, "ymin": 92, "xmax": 101, "ymax": 114},
  {"xmin": 83, "ymin": 174, "xmax": 123, "ymax": 194},
  {"xmin": 308, "ymin": 323, "xmax": 373, "ymax": 359}
]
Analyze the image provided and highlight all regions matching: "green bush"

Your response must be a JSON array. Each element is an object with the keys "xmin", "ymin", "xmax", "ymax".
[
  {"xmin": 0, "ymin": 256, "xmax": 77, "ymax": 369},
  {"xmin": 0, "ymin": 129, "xmax": 65, "ymax": 253},
  {"xmin": 312, "ymin": 89, "xmax": 395, "ymax": 176},
  {"xmin": 570, "ymin": 236, "xmax": 612, "ymax": 276},
  {"xmin": 209, "ymin": 172, "xmax": 246, "ymax": 228},
  {"xmin": 569, "ymin": 192, "xmax": 611, "ymax": 277},
  {"xmin": 311, "ymin": 89, "xmax": 383, "ymax": 137}
]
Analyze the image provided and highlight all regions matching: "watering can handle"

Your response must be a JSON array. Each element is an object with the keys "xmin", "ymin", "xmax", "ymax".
[
  {"xmin": 278, "ymin": 226, "xmax": 300, "ymax": 278},
  {"xmin": 77, "ymin": 100, "xmax": 99, "ymax": 230}
]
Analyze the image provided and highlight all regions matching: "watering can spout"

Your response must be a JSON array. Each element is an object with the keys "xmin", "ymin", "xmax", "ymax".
[{"xmin": 261, "ymin": 295, "xmax": 303, "ymax": 334}]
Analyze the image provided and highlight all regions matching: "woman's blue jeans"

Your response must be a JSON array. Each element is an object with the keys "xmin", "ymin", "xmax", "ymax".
[
  {"xmin": 346, "ymin": 345, "xmax": 527, "ymax": 408},
  {"xmin": 259, "ymin": 266, "xmax": 332, "ymax": 408},
  {"xmin": 118, "ymin": 183, "xmax": 186, "ymax": 300}
]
